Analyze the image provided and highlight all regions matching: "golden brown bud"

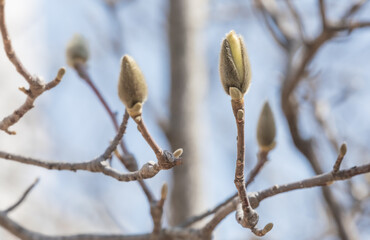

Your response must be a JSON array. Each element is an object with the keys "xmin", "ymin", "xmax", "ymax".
[
  {"xmin": 257, "ymin": 102, "xmax": 276, "ymax": 151},
  {"xmin": 118, "ymin": 55, "xmax": 148, "ymax": 117},
  {"xmin": 66, "ymin": 34, "xmax": 89, "ymax": 67},
  {"xmin": 219, "ymin": 30, "xmax": 251, "ymax": 99}
]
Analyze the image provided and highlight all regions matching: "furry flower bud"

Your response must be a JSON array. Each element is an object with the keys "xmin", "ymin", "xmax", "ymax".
[
  {"xmin": 118, "ymin": 55, "xmax": 148, "ymax": 117},
  {"xmin": 257, "ymin": 102, "xmax": 276, "ymax": 151},
  {"xmin": 219, "ymin": 30, "xmax": 251, "ymax": 99},
  {"xmin": 66, "ymin": 34, "xmax": 89, "ymax": 67}
]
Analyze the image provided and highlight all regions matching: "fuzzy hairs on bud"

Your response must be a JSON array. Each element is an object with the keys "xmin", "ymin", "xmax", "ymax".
[
  {"xmin": 118, "ymin": 55, "xmax": 148, "ymax": 117},
  {"xmin": 219, "ymin": 30, "xmax": 251, "ymax": 99}
]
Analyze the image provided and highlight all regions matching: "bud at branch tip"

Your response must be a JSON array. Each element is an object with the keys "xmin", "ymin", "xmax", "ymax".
[{"xmin": 219, "ymin": 30, "xmax": 251, "ymax": 99}]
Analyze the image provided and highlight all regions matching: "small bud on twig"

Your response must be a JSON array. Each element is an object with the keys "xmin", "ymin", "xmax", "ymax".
[
  {"xmin": 257, "ymin": 101, "xmax": 276, "ymax": 151},
  {"xmin": 219, "ymin": 30, "xmax": 251, "ymax": 99},
  {"xmin": 66, "ymin": 34, "xmax": 89, "ymax": 67},
  {"xmin": 118, "ymin": 55, "xmax": 148, "ymax": 117},
  {"xmin": 173, "ymin": 148, "xmax": 183, "ymax": 158}
]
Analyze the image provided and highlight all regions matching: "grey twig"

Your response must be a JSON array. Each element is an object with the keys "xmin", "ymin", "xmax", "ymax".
[
  {"xmin": 4, "ymin": 178, "xmax": 40, "ymax": 214},
  {"xmin": 0, "ymin": 0, "xmax": 65, "ymax": 134}
]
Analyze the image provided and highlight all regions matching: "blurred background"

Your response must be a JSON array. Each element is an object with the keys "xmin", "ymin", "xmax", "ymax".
[{"xmin": 0, "ymin": 0, "xmax": 369, "ymax": 239}]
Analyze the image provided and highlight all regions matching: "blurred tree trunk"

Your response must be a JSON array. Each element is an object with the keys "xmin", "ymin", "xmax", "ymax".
[{"xmin": 168, "ymin": 0, "xmax": 208, "ymax": 225}]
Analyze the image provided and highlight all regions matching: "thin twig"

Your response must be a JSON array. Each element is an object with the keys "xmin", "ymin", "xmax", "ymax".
[
  {"xmin": 201, "ymin": 162, "xmax": 370, "ymax": 238},
  {"xmin": 0, "ymin": 0, "xmax": 65, "ymax": 134},
  {"xmin": 0, "ymin": 69, "xmax": 65, "ymax": 135},
  {"xmin": 0, "ymin": 113, "xmax": 178, "ymax": 182},
  {"xmin": 255, "ymin": 0, "xmax": 290, "ymax": 50},
  {"xmin": 4, "ymin": 178, "xmax": 40, "ymax": 214},
  {"xmin": 73, "ymin": 62, "xmax": 129, "ymax": 156},
  {"xmin": 245, "ymin": 150, "xmax": 269, "ymax": 187},
  {"xmin": 134, "ymin": 117, "xmax": 182, "ymax": 170},
  {"xmin": 231, "ymin": 99, "xmax": 250, "ymax": 210},
  {"xmin": 179, "ymin": 149, "xmax": 270, "ymax": 228},
  {"xmin": 285, "ymin": 0, "xmax": 306, "ymax": 41},
  {"xmin": 73, "ymin": 63, "xmax": 155, "ymax": 201},
  {"xmin": 0, "ymin": 0, "xmax": 32, "ymax": 83}
]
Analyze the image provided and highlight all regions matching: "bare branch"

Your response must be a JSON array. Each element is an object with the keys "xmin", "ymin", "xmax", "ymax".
[
  {"xmin": 200, "ymin": 162, "xmax": 370, "ymax": 237},
  {"xmin": 179, "ymin": 149, "xmax": 271, "ymax": 228},
  {"xmin": 0, "ymin": 162, "xmax": 369, "ymax": 240},
  {"xmin": 257, "ymin": 163, "xmax": 370, "ymax": 202},
  {"xmin": 246, "ymin": 150, "xmax": 269, "ymax": 187},
  {"xmin": 286, "ymin": 0, "xmax": 306, "ymax": 41},
  {"xmin": 0, "ymin": 0, "xmax": 32, "ymax": 83},
  {"xmin": 4, "ymin": 178, "xmax": 39, "ymax": 214},
  {"xmin": 0, "ymin": 68, "xmax": 65, "ymax": 135},
  {"xmin": 0, "ymin": 0, "xmax": 65, "ymax": 134},
  {"xmin": 73, "ymin": 62, "xmax": 157, "ymax": 203},
  {"xmin": 319, "ymin": 0, "xmax": 327, "ymax": 29},
  {"xmin": 134, "ymin": 117, "xmax": 182, "ymax": 170},
  {"xmin": 255, "ymin": 0, "xmax": 290, "ymax": 50},
  {"xmin": 343, "ymin": 0, "xmax": 368, "ymax": 19},
  {"xmin": 328, "ymin": 21, "xmax": 370, "ymax": 32},
  {"xmin": 0, "ymin": 113, "xmax": 179, "ymax": 182}
]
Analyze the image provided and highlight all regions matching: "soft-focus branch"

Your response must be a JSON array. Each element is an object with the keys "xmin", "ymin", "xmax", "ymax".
[
  {"xmin": 3, "ymin": 178, "xmax": 39, "ymax": 214},
  {"xmin": 0, "ymin": 0, "xmax": 64, "ymax": 134}
]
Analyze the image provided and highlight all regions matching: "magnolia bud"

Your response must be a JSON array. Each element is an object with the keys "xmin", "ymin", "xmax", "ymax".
[
  {"xmin": 219, "ymin": 30, "xmax": 251, "ymax": 99},
  {"xmin": 66, "ymin": 34, "xmax": 89, "ymax": 67},
  {"xmin": 118, "ymin": 55, "xmax": 148, "ymax": 117},
  {"xmin": 257, "ymin": 102, "xmax": 276, "ymax": 151}
]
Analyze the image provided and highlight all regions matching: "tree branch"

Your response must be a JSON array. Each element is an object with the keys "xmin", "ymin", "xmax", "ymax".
[
  {"xmin": 1, "ymin": 161, "xmax": 369, "ymax": 240},
  {"xmin": 0, "ymin": 0, "xmax": 65, "ymax": 134},
  {"xmin": 72, "ymin": 62, "xmax": 155, "ymax": 202},
  {"xmin": 3, "ymin": 178, "xmax": 39, "ymax": 214},
  {"xmin": 0, "ymin": 113, "xmax": 179, "ymax": 182},
  {"xmin": 0, "ymin": 0, "xmax": 32, "ymax": 83}
]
